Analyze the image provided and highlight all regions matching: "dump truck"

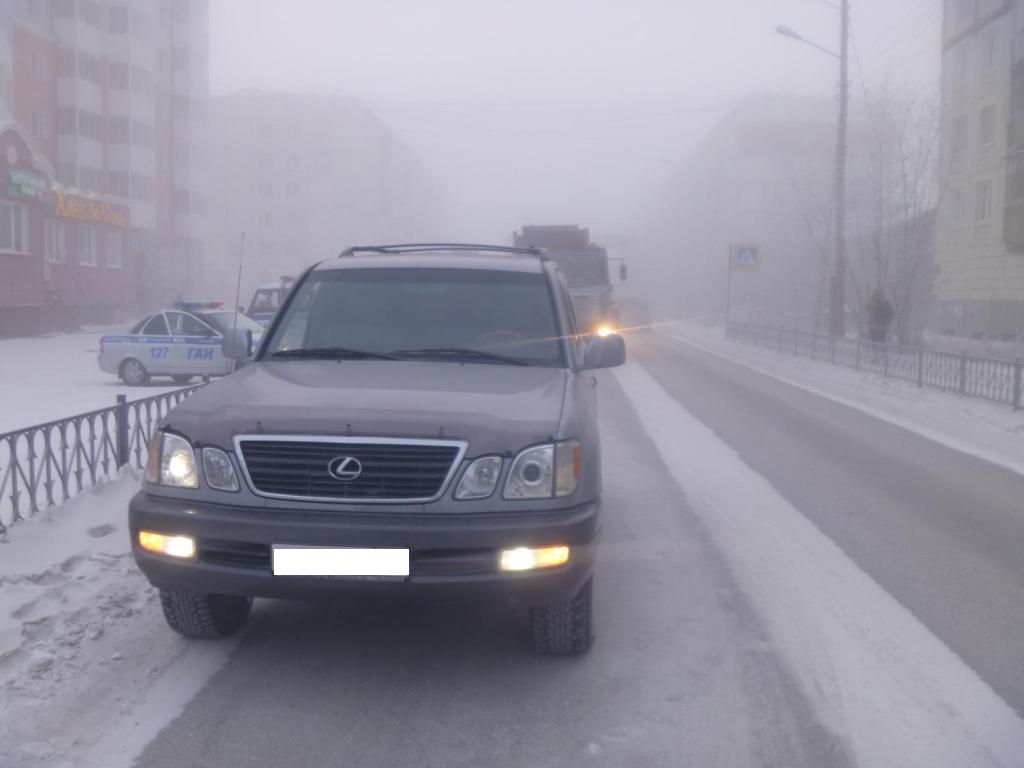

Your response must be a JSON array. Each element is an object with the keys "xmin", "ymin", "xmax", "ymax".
[{"xmin": 512, "ymin": 225, "xmax": 626, "ymax": 334}]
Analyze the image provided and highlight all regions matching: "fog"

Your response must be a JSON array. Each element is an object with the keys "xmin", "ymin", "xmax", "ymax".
[{"xmin": 201, "ymin": 0, "xmax": 942, "ymax": 322}]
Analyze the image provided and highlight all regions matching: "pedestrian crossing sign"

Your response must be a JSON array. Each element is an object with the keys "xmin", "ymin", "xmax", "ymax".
[{"xmin": 731, "ymin": 244, "xmax": 761, "ymax": 271}]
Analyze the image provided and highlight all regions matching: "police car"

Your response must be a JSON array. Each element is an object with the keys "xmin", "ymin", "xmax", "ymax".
[
  {"xmin": 246, "ymin": 277, "xmax": 295, "ymax": 327},
  {"xmin": 98, "ymin": 302, "xmax": 265, "ymax": 386}
]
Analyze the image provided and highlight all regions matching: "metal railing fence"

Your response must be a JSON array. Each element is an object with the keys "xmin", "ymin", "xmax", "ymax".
[
  {"xmin": 0, "ymin": 383, "xmax": 205, "ymax": 533},
  {"xmin": 726, "ymin": 322, "xmax": 1023, "ymax": 410}
]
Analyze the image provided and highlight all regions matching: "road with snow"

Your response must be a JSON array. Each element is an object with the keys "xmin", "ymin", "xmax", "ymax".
[{"xmin": 5, "ymin": 329, "xmax": 1024, "ymax": 767}]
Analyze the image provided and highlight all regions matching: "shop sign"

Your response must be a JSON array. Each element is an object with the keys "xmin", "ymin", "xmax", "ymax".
[
  {"xmin": 7, "ymin": 167, "xmax": 48, "ymax": 200},
  {"xmin": 53, "ymin": 190, "xmax": 128, "ymax": 227}
]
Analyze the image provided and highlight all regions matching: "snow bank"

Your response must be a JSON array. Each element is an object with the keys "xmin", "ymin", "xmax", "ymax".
[
  {"xmin": 0, "ymin": 330, "xmax": 180, "ymax": 433},
  {"xmin": 616, "ymin": 361, "xmax": 1024, "ymax": 766},
  {"xmin": 0, "ymin": 473, "xmax": 239, "ymax": 768},
  {"xmin": 661, "ymin": 322, "xmax": 1024, "ymax": 478}
]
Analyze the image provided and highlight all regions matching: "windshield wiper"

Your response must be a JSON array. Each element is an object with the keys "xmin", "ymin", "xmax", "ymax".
[
  {"xmin": 392, "ymin": 347, "xmax": 530, "ymax": 366},
  {"xmin": 270, "ymin": 347, "xmax": 398, "ymax": 361}
]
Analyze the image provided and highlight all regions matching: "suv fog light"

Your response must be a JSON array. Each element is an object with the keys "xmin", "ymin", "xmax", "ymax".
[
  {"xmin": 138, "ymin": 530, "xmax": 196, "ymax": 560},
  {"xmin": 499, "ymin": 545, "xmax": 570, "ymax": 572}
]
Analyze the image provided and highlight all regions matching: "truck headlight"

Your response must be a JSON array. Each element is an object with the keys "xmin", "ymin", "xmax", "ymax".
[
  {"xmin": 503, "ymin": 440, "xmax": 581, "ymax": 500},
  {"xmin": 202, "ymin": 447, "xmax": 240, "ymax": 492},
  {"xmin": 455, "ymin": 456, "xmax": 502, "ymax": 499},
  {"xmin": 146, "ymin": 431, "xmax": 199, "ymax": 489}
]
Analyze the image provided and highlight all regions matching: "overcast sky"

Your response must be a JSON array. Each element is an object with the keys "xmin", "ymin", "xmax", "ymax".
[{"xmin": 209, "ymin": 0, "xmax": 942, "ymax": 240}]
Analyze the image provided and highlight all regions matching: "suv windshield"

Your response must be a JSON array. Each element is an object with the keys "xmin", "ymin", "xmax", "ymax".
[{"xmin": 263, "ymin": 267, "xmax": 565, "ymax": 367}]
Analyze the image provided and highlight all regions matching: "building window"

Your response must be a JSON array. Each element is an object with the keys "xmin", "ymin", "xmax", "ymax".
[
  {"xmin": 980, "ymin": 25, "xmax": 997, "ymax": 73},
  {"xmin": 131, "ymin": 120, "xmax": 153, "ymax": 149},
  {"xmin": 192, "ymin": 191, "xmax": 207, "ymax": 216},
  {"xmin": 107, "ymin": 170, "xmax": 130, "ymax": 198},
  {"xmin": 77, "ymin": 51, "xmax": 102, "ymax": 85},
  {"xmin": 78, "ymin": 226, "xmax": 97, "ymax": 266},
  {"xmin": 109, "ymin": 4, "xmax": 128, "ymax": 32},
  {"xmin": 105, "ymin": 230, "xmax": 123, "ymax": 268},
  {"xmin": 954, "ymin": 41, "xmax": 970, "ymax": 86},
  {"xmin": 131, "ymin": 173, "xmax": 154, "ymax": 202},
  {"xmin": 258, "ymin": 123, "xmax": 273, "ymax": 139},
  {"xmin": 108, "ymin": 116, "xmax": 129, "ymax": 143},
  {"xmin": 45, "ymin": 220, "xmax": 67, "ymax": 264},
  {"xmin": 258, "ymin": 152, "xmax": 274, "ymax": 168},
  {"xmin": 79, "ymin": 0, "xmax": 102, "ymax": 28},
  {"xmin": 79, "ymin": 166, "xmax": 104, "ymax": 192},
  {"xmin": 259, "ymin": 240, "xmax": 274, "ymax": 256},
  {"xmin": 109, "ymin": 61, "xmax": 129, "ymax": 88},
  {"xmin": 258, "ymin": 180, "xmax": 274, "ymax": 198},
  {"xmin": 172, "ymin": 142, "xmax": 189, "ymax": 164},
  {"xmin": 952, "ymin": 114, "xmax": 968, "ymax": 156},
  {"xmin": 259, "ymin": 211, "xmax": 273, "ymax": 226},
  {"xmin": 951, "ymin": 187, "xmax": 966, "ymax": 225},
  {"xmin": 57, "ymin": 107, "xmax": 76, "ymax": 134},
  {"xmin": 975, "ymin": 178, "xmax": 993, "ymax": 222},
  {"xmin": 131, "ymin": 9, "xmax": 150, "ymax": 38},
  {"xmin": 131, "ymin": 66, "xmax": 152, "ymax": 94},
  {"xmin": 78, "ymin": 109, "xmax": 104, "ymax": 141},
  {"xmin": 287, "ymin": 181, "xmax": 302, "ymax": 197},
  {"xmin": 56, "ymin": 162, "xmax": 76, "ymax": 186},
  {"xmin": 979, "ymin": 104, "xmax": 996, "ymax": 147},
  {"xmin": 171, "ymin": 94, "xmax": 190, "ymax": 119},
  {"xmin": 31, "ymin": 51, "xmax": 48, "ymax": 81},
  {"xmin": 0, "ymin": 202, "xmax": 27, "ymax": 253},
  {"xmin": 31, "ymin": 112, "xmax": 47, "ymax": 140},
  {"xmin": 58, "ymin": 48, "xmax": 75, "ymax": 77},
  {"xmin": 173, "ymin": 189, "xmax": 190, "ymax": 213}
]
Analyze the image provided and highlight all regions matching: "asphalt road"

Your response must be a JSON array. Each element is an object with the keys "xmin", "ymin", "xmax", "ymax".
[
  {"xmin": 631, "ymin": 332, "xmax": 1024, "ymax": 716},
  {"xmin": 134, "ymin": 367, "xmax": 848, "ymax": 768},
  {"xmin": 132, "ymin": 331, "xmax": 1024, "ymax": 766}
]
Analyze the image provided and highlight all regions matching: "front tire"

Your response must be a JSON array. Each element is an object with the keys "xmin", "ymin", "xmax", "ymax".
[
  {"xmin": 159, "ymin": 589, "xmax": 252, "ymax": 639},
  {"xmin": 529, "ymin": 576, "xmax": 594, "ymax": 656},
  {"xmin": 120, "ymin": 357, "xmax": 149, "ymax": 386}
]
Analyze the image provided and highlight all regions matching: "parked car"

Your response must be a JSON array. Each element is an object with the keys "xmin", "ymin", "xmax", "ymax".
[
  {"xmin": 99, "ymin": 303, "xmax": 265, "ymax": 385},
  {"xmin": 246, "ymin": 277, "xmax": 295, "ymax": 327},
  {"xmin": 130, "ymin": 243, "xmax": 626, "ymax": 655}
]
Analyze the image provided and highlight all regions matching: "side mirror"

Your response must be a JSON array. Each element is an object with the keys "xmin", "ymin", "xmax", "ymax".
[
  {"xmin": 222, "ymin": 328, "xmax": 252, "ymax": 360},
  {"xmin": 583, "ymin": 333, "xmax": 626, "ymax": 369},
  {"xmin": 619, "ymin": 263, "xmax": 628, "ymax": 281}
]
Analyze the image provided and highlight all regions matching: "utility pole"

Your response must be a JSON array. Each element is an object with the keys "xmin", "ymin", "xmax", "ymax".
[{"xmin": 831, "ymin": 0, "xmax": 850, "ymax": 338}]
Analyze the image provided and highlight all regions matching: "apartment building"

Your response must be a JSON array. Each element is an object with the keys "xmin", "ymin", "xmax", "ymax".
[
  {"xmin": 0, "ymin": 0, "xmax": 209, "ymax": 337},
  {"xmin": 209, "ymin": 90, "xmax": 443, "ymax": 303},
  {"xmin": 937, "ymin": 0, "xmax": 1024, "ymax": 337}
]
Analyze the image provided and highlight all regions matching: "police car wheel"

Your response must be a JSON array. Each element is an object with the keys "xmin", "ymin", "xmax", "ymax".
[{"xmin": 120, "ymin": 358, "xmax": 150, "ymax": 386}]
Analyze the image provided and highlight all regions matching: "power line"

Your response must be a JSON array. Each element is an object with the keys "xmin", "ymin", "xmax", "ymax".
[{"xmin": 860, "ymin": 0, "xmax": 939, "ymax": 59}]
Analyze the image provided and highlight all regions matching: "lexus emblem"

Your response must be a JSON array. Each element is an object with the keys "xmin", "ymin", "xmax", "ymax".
[{"xmin": 327, "ymin": 455, "xmax": 363, "ymax": 481}]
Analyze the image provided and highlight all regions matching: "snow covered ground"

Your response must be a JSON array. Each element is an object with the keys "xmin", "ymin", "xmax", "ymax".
[
  {"xmin": 0, "ymin": 472, "xmax": 239, "ymax": 768},
  {"xmin": 616, "ymin": 362, "xmax": 1024, "ymax": 766},
  {"xmin": 0, "ymin": 330, "xmax": 181, "ymax": 434},
  {"xmin": 659, "ymin": 321, "xmax": 1024, "ymax": 477}
]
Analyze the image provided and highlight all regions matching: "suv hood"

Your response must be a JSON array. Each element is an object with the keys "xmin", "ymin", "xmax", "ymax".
[{"xmin": 164, "ymin": 360, "xmax": 568, "ymax": 455}]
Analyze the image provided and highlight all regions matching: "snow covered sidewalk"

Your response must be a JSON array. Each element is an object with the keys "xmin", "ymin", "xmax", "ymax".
[
  {"xmin": 0, "ymin": 473, "xmax": 238, "ymax": 768},
  {"xmin": 659, "ymin": 321, "xmax": 1024, "ymax": 477},
  {"xmin": 0, "ymin": 330, "xmax": 180, "ymax": 434}
]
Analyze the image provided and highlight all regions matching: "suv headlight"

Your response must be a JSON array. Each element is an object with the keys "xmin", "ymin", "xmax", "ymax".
[
  {"xmin": 455, "ymin": 456, "xmax": 502, "ymax": 499},
  {"xmin": 202, "ymin": 447, "xmax": 240, "ymax": 492},
  {"xmin": 503, "ymin": 440, "xmax": 581, "ymax": 500},
  {"xmin": 145, "ymin": 431, "xmax": 198, "ymax": 489}
]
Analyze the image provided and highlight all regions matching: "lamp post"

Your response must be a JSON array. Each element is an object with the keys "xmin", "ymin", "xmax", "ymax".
[{"xmin": 776, "ymin": 0, "xmax": 849, "ymax": 337}]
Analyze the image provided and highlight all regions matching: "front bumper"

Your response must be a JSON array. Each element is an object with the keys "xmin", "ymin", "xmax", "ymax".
[{"xmin": 129, "ymin": 492, "xmax": 599, "ymax": 602}]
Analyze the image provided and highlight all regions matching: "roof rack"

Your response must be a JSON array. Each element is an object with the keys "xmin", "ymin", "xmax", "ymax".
[{"xmin": 339, "ymin": 243, "xmax": 547, "ymax": 258}]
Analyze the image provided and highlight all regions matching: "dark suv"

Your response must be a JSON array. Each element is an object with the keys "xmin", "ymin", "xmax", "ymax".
[{"xmin": 129, "ymin": 244, "xmax": 626, "ymax": 655}]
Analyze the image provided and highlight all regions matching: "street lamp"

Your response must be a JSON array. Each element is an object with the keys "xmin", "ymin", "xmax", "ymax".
[{"xmin": 776, "ymin": 2, "xmax": 850, "ymax": 338}]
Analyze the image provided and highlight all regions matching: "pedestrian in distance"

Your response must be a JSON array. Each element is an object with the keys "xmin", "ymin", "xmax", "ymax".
[{"xmin": 865, "ymin": 288, "xmax": 895, "ymax": 344}]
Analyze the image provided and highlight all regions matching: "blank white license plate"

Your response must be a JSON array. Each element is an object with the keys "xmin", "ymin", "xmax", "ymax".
[{"xmin": 272, "ymin": 547, "xmax": 410, "ymax": 577}]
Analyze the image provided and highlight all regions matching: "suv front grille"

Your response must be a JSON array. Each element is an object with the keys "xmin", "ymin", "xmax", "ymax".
[{"xmin": 235, "ymin": 437, "xmax": 465, "ymax": 502}]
